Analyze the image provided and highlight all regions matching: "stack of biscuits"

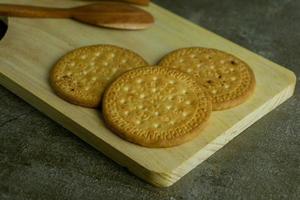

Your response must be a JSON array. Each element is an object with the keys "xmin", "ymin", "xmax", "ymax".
[{"xmin": 50, "ymin": 45, "xmax": 255, "ymax": 148}]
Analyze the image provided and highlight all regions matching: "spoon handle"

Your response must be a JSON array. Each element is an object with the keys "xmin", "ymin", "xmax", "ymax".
[{"xmin": 0, "ymin": 4, "xmax": 70, "ymax": 18}]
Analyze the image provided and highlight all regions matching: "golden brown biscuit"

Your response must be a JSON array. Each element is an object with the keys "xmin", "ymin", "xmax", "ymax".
[
  {"xmin": 50, "ymin": 45, "xmax": 148, "ymax": 107},
  {"xmin": 103, "ymin": 66, "xmax": 212, "ymax": 148},
  {"xmin": 158, "ymin": 48, "xmax": 256, "ymax": 110}
]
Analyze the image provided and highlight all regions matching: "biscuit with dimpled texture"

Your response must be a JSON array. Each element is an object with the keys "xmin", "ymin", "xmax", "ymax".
[
  {"xmin": 102, "ymin": 66, "xmax": 212, "ymax": 148},
  {"xmin": 158, "ymin": 47, "xmax": 256, "ymax": 110},
  {"xmin": 50, "ymin": 45, "xmax": 148, "ymax": 107}
]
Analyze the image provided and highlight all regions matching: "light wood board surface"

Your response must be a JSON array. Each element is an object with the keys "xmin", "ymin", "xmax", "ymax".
[{"xmin": 0, "ymin": 0, "xmax": 296, "ymax": 187}]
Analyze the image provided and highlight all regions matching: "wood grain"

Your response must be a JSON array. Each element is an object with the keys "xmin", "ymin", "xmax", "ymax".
[{"xmin": 0, "ymin": 0, "xmax": 296, "ymax": 187}]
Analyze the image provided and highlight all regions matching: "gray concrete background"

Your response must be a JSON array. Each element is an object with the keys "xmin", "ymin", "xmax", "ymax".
[{"xmin": 0, "ymin": 0, "xmax": 299, "ymax": 199}]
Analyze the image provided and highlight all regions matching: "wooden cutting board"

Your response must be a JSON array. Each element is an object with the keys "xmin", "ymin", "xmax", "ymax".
[{"xmin": 0, "ymin": 0, "xmax": 296, "ymax": 187}]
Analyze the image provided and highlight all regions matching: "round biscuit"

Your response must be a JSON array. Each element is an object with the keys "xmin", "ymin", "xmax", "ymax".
[
  {"xmin": 158, "ymin": 47, "xmax": 256, "ymax": 110},
  {"xmin": 103, "ymin": 66, "xmax": 212, "ymax": 148},
  {"xmin": 50, "ymin": 45, "xmax": 148, "ymax": 107}
]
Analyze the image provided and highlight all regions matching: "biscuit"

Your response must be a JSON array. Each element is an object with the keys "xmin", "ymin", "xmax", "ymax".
[
  {"xmin": 50, "ymin": 45, "xmax": 148, "ymax": 107},
  {"xmin": 158, "ymin": 48, "xmax": 256, "ymax": 110},
  {"xmin": 102, "ymin": 66, "xmax": 212, "ymax": 148}
]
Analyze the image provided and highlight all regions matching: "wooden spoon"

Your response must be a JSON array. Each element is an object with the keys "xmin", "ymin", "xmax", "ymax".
[
  {"xmin": 111, "ymin": 0, "xmax": 150, "ymax": 6},
  {"xmin": 0, "ymin": 2, "xmax": 154, "ymax": 30},
  {"xmin": 85, "ymin": 0, "xmax": 151, "ymax": 6}
]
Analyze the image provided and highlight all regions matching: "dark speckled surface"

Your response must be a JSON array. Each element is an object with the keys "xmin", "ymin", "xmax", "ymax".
[{"xmin": 0, "ymin": 0, "xmax": 299, "ymax": 199}]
